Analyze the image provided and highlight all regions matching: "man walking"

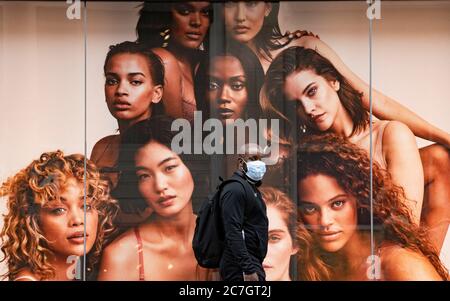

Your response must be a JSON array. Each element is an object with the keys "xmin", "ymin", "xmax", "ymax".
[{"xmin": 219, "ymin": 150, "xmax": 269, "ymax": 281}]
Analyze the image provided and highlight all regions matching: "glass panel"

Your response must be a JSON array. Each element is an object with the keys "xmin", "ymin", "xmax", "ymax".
[
  {"xmin": 0, "ymin": 1, "xmax": 85, "ymax": 280},
  {"xmin": 1, "ymin": 0, "xmax": 448, "ymax": 283},
  {"xmin": 370, "ymin": 0, "xmax": 450, "ymax": 279}
]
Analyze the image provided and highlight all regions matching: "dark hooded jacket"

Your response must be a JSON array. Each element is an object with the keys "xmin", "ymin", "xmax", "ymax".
[{"xmin": 219, "ymin": 171, "xmax": 269, "ymax": 280}]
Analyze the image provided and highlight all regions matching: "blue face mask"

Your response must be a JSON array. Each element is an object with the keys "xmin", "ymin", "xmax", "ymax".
[{"xmin": 244, "ymin": 160, "xmax": 267, "ymax": 181}]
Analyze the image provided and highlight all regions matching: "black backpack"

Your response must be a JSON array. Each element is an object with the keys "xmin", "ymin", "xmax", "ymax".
[{"xmin": 192, "ymin": 177, "xmax": 246, "ymax": 269}]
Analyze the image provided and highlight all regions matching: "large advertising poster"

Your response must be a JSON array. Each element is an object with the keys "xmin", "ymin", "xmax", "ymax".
[{"xmin": 0, "ymin": 1, "xmax": 449, "ymax": 282}]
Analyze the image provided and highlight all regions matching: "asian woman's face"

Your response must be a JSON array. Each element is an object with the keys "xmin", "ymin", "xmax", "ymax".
[
  {"xmin": 263, "ymin": 205, "xmax": 297, "ymax": 281},
  {"xmin": 208, "ymin": 55, "xmax": 248, "ymax": 124},
  {"xmin": 105, "ymin": 53, "xmax": 162, "ymax": 123},
  {"xmin": 224, "ymin": 1, "xmax": 272, "ymax": 44},
  {"xmin": 170, "ymin": 2, "xmax": 211, "ymax": 49},
  {"xmin": 134, "ymin": 141, "xmax": 194, "ymax": 217},
  {"xmin": 298, "ymin": 174, "xmax": 357, "ymax": 253},
  {"xmin": 39, "ymin": 178, "xmax": 98, "ymax": 258},
  {"xmin": 284, "ymin": 69, "xmax": 342, "ymax": 132}
]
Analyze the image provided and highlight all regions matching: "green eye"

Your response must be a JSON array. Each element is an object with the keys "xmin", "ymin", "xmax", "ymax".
[
  {"xmin": 332, "ymin": 200, "xmax": 345, "ymax": 209},
  {"xmin": 269, "ymin": 235, "xmax": 281, "ymax": 242}
]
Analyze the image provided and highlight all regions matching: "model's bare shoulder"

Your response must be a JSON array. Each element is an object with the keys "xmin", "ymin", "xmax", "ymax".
[
  {"xmin": 14, "ymin": 269, "xmax": 39, "ymax": 281},
  {"xmin": 380, "ymin": 245, "xmax": 443, "ymax": 280},
  {"xmin": 152, "ymin": 47, "xmax": 175, "ymax": 59},
  {"xmin": 381, "ymin": 120, "xmax": 419, "ymax": 165},
  {"xmin": 152, "ymin": 47, "xmax": 181, "ymax": 70},
  {"xmin": 103, "ymin": 229, "xmax": 137, "ymax": 260},
  {"xmin": 90, "ymin": 134, "xmax": 119, "ymax": 162},
  {"xmin": 383, "ymin": 120, "xmax": 415, "ymax": 141},
  {"xmin": 97, "ymin": 229, "xmax": 139, "ymax": 280}
]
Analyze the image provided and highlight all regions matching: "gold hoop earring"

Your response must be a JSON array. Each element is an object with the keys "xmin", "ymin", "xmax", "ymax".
[
  {"xmin": 300, "ymin": 125, "xmax": 307, "ymax": 134},
  {"xmin": 160, "ymin": 29, "xmax": 170, "ymax": 48}
]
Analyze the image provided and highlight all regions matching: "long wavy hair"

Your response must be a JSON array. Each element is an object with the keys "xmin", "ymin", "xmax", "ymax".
[
  {"xmin": 259, "ymin": 186, "xmax": 330, "ymax": 280},
  {"xmin": 0, "ymin": 151, "xmax": 118, "ymax": 280},
  {"xmin": 297, "ymin": 134, "xmax": 448, "ymax": 280},
  {"xmin": 261, "ymin": 46, "xmax": 369, "ymax": 141}
]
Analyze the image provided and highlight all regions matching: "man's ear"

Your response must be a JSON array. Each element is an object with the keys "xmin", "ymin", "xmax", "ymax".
[
  {"xmin": 151, "ymin": 85, "xmax": 163, "ymax": 104},
  {"xmin": 238, "ymin": 157, "xmax": 247, "ymax": 172},
  {"xmin": 265, "ymin": 3, "xmax": 272, "ymax": 17}
]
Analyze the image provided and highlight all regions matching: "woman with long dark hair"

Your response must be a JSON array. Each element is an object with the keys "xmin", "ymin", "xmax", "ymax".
[
  {"xmin": 136, "ymin": 2, "xmax": 212, "ymax": 121},
  {"xmin": 195, "ymin": 43, "xmax": 265, "ymax": 124},
  {"xmin": 262, "ymin": 46, "xmax": 450, "ymax": 252},
  {"xmin": 297, "ymin": 134, "xmax": 448, "ymax": 280},
  {"xmin": 98, "ymin": 116, "xmax": 208, "ymax": 280}
]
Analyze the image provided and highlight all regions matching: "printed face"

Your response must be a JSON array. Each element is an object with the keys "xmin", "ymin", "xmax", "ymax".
[
  {"xmin": 170, "ymin": 2, "xmax": 211, "ymax": 49},
  {"xmin": 105, "ymin": 53, "xmax": 162, "ymax": 122},
  {"xmin": 208, "ymin": 55, "xmax": 248, "ymax": 124},
  {"xmin": 39, "ymin": 178, "xmax": 98, "ymax": 258},
  {"xmin": 284, "ymin": 69, "xmax": 342, "ymax": 132},
  {"xmin": 224, "ymin": 1, "xmax": 272, "ymax": 44},
  {"xmin": 298, "ymin": 174, "xmax": 357, "ymax": 253},
  {"xmin": 134, "ymin": 141, "xmax": 194, "ymax": 217},
  {"xmin": 263, "ymin": 205, "xmax": 297, "ymax": 281}
]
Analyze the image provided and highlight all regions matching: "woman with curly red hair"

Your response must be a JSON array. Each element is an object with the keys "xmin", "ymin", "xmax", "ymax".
[
  {"xmin": 0, "ymin": 151, "xmax": 118, "ymax": 281},
  {"xmin": 297, "ymin": 134, "xmax": 448, "ymax": 280}
]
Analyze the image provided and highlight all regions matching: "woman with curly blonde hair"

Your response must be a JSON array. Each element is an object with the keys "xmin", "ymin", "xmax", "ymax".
[
  {"xmin": 297, "ymin": 134, "xmax": 448, "ymax": 280},
  {"xmin": 0, "ymin": 151, "xmax": 118, "ymax": 281},
  {"xmin": 259, "ymin": 186, "xmax": 329, "ymax": 281}
]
